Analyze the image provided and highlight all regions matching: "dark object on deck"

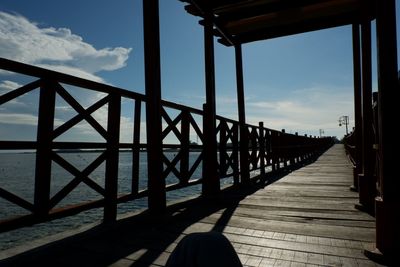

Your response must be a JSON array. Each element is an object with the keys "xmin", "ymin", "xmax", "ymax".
[{"xmin": 166, "ymin": 232, "xmax": 243, "ymax": 267}]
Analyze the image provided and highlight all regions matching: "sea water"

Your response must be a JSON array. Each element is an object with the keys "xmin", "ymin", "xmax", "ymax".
[{"xmin": 0, "ymin": 151, "xmax": 234, "ymax": 250}]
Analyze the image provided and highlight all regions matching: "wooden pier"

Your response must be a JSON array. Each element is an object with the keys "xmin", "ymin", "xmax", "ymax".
[
  {"xmin": 1, "ymin": 0, "xmax": 399, "ymax": 263},
  {"xmin": 0, "ymin": 144, "xmax": 385, "ymax": 266}
]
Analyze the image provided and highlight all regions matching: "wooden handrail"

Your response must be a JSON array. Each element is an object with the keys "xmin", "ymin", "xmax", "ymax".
[
  {"xmin": 0, "ymin": 58, "xmax": 334, "ymax": 232},
  {"xmin": 0, "ymin": 57, "xmax": 146, "ymax": 100}
]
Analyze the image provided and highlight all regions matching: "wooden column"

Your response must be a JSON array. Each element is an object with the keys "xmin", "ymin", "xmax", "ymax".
[
  {"xmin": 202, "ymin": 14, "xmax": 219, "ymax": 196},
  {"xmin": 143, "ymin": 0, "xmax": 166, "ymax": 213},
  {"xmin": 104, "ymin": 93, "xmax": 121, "ymax": 223},
  {"xmin": 357, "ymin": 20, "xmax": 375, "ymax": 214},
  {"xmin": 235, "ymin": 44, "xmax": 250, "ymax": 185},
  {"xmin": 351, "ymin": 24, "xmax": 362, "ymax": 192},
  {"xmin": 372, "ymin": 0, "xmax": 399, "ymax": 260},
  {"xmin": 232, "ymin": 123, "xmax": 240, "ymax": 185},
  {"xmin": 219, "ymin": 121, "xmax": 228, "ymax": 176},
  {"xmin": 259, "ymin": 122, "xmax": 266, "ymax": 178},
  {"xmin": 131, "ymin": 100, "xmax": 141, "ymax": 195},
  {"xmin": 34, "ymin": 79, "xmax": 56, "ymax": 217},
  {"xmin": 180, "ymin": 110, "xmax": 190, "ymax": 184},
  {"xmin": 271, "ymin": 131, "xmax": 277, "ymax": 172}
]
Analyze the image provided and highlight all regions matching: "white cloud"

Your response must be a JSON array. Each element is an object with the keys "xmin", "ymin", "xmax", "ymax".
[
  {"xmin": 0, "ymin": 80, "xmax": 22, "ymax": 91},
  {"xmin": 0, "ymin": 113, "xmax": 65, "ymax": 126},
  {"xmin": 246, "ymin": 86, "xmax": 354, "ymax": 137},
  {"xmin": 0, "ymin": 11, "xmax": 131, "ymax": 82},
  {"xmin": 38, "ymin": 64, "xmax": 106, "ymax": 83},
  {"xmin": 0, "ymin": 12, "xmax": 136, "ymax": 141},
  {"xmin": 0, "ymin": 80, "xmax": 28, "ymax": 107},
  {"xmin": 250, "ymin": 100, "xmax": 315, "ymax": 117},
  {"xmin": 0, "ymin": 113, "xmax": 38, "ymax": 126}
]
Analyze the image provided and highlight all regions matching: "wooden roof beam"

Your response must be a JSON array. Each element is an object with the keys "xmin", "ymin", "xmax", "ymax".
[
  {"xmin": 198, "ymin": 19, "xmax": 224, "ymax": 38},
  {"xmin": 182, "ymin": 0, "xmax": 237, "ymax": 46},
  {"xmin": 215, "ymin": 0, "xmax": 323, "ymax": 21},
  {"xmin": 181, "ymin": 0, "xmax": 375, "ymax": 46},
  {"xmin": 219, "ymin": 10, "xmax": 365, "ymax": 45},
  {"xmin": 223, "ymin": 0, "xmax": 365, "ymax": 35},
  {"xmin": 184, "ymin": 4, "xmax": 202, "ymax": 16}
]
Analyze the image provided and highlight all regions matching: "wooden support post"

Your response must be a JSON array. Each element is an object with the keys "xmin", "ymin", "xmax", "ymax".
[
  {"xmin": 219, "ymin": 121, "xmax": 228, "ymax": 176},
  {"xmin": 281, "ymin": 130, "xmax": 286, "ymax": 168},
  {"xmin": 259, "ymin": 122, "xmax": 266, "ymax": 178},
  {"xmin": 289, "ymin": 137, "xmax": 295, "ymax": 166},
  {"xmin": 235, "ymin": 44, "xmax": 250, "ymax": 185},
  {"xmin": 202, "ymin": 14, "xmax": 219, "ymax": 196},
  {"xmin": 34, "ymin": 79, "xmax": 56, "ymax": 217},
  {"xmin": 352, "ymin": 24, "xmax": 362, "ymax": 192},
  {"xmin": 293, "ymin": 132, "xmax": 298, "ymax": 165},
  {"xmin": 232, "ymin": 123, "xmax": 240, "ymax": 185},
  {"xmin": 180, "ymin": 110, "xmax": 190, "ymax": 184},
  {"xmin": 265, "ymin": 130, "xmax": 271, "ymax": 167},
  {"xmin": 276, "ymin": 132, "xmax": 281, "ymax": 170},
  {"xmin": 202, "ymin": 105, "xmax": 219, "ymax": 195},
  {"xmin": 143, "ymin": 0, "xmax": 166, "ymax": 213},
  {"xmin": 271, "ymin": 131, "xmax": 277, "ymax": 172},
  {"xmin": 357, "ymin": 20, "xmax": 375, "ymax": 214},
  {"xmin": 370, "ymin": 0, "xmax": 400, "ymax": 261},
  {"xmin": 104, "ymin": 93, "xmax": 121, "ymax": 223},
  {"xmin": 131, "ymin": 100, "xmax": 141, "ymax": 195}
]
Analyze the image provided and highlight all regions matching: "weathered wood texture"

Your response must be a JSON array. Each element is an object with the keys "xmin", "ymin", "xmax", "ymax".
[{"xmin": 0, "ymin": 145, "xmax": 384, "ymax": 266}]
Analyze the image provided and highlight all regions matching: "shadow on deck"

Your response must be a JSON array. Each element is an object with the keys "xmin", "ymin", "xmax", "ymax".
[{"xmin": 0, "ymin": 145, "xmax": 383, "ymax": 267}]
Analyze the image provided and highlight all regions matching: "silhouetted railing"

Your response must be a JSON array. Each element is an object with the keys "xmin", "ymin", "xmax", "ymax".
[
  {"xmin": 0, "ymin": 58, "xmax": 333, "ymax": 232},
  {"xmin": 343, "ymin": 130, "xmax": 357, "ymax": 165},
  {"xmin": 343, "ymin": 92, "xmax": 379, "ymax": 173}
]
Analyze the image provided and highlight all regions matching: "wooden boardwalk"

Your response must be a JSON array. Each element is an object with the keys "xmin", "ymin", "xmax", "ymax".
[{"xmin": 0, "ymin": 145, "xmax": 384, "ymax": 266}]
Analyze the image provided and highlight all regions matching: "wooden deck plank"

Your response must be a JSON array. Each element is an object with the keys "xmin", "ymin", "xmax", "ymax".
[
  {"xmin": 227, "ymin": 206, "xmax": 373, "ymax": 221},
  {"xmin": 199, "ymin": 213, "xmax": 374, "ymax": 241},
  {"xmin": 0, "ymin": 145, "xmax": 384, "ymax": 266}
]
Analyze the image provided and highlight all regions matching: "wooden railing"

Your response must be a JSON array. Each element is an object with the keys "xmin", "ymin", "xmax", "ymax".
[
  {"xmin": 343, "ymin": 130, "xmax": 357, "ymax": 166},
  {"xmin": 0, "ymin": 58, "xmax": 334, "ymax": 232},
  {"xmin": 343, "ymin": 92, "xmax": 379, "ymax": 175}
]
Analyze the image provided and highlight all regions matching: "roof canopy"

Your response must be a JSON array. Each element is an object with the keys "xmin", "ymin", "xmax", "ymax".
[{"xmin": 180, "ymin": 0, "xmax": 376, "ymax": 46}]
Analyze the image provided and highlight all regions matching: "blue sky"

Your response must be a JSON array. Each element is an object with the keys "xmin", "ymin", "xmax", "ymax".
[{"xmin": 1, "ymin": 0, "xmax": 399, "ymax": 141}]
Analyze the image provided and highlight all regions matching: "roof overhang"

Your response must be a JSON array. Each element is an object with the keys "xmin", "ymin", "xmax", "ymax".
[{"xmin": 180, "ymin": 0, "xmax": 376, "ymax": 46}]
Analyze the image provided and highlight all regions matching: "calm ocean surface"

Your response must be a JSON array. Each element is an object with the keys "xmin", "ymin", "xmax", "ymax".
[{"xmin": 0, "ymin": 151, "xmax": 234, "ymax": 251}]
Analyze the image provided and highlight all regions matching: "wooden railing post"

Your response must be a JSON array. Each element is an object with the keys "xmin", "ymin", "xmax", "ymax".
[
  {"xmin": 34, "ymin": 79, "xmax": 56, "ymax": 217},
  {"xmin": 291, "ymin": 133, "xmax": 298, "ymax": 166},
  {"xmin": 249, "ymin": 127, "xmax": 257, "ymax": 171},
  {"xmin": 232, "ymin": 123, "xmax": 240, "ymax": 185},
  {"xmin": 239, "ymin": 126, "xmax": 250, "ymax": 184},
  {"xmin": 281, "ymin": 130, "xmax": 288, "ymax": 168},
  {"xmin": 304, "ymin": 134, "xmax": 309, "ymax": 159},
  {"xmin": 202, "ymin": 13, "xmax": 219, "ymax": 196},
  {"xmin": 104, "ymin": 93, "xmax": 121, "ymax": 223},
  {"xmin": 276, "ymin": 131, "xmax": 282, "ymax": 170},
  {"xmin": 180, "ymin": 110, "xmax": 190, "ymax": 184},
  {"xmin": 202, "ymin": 104, "xmax": 219, "ymax": 195},
  {"xmin": 131, "ymin": 100, "xmax": 141, "ymax": 195},
  {"xmin": 235, "ymin": 44, "xmax": 250, "ymax": 185},
  {"xmin": 219, "ymin": 120, "xmax": 228, "ymax": 176},
  {"xmin": 259, "ymin": 122, "xmax": 266, "ymax": 178},
  {"xmin": 357, "ymin": 20, "xmax": 375, "ymax": 214},
  {"xmin": 265, "ymin": 130, "xmax": 271, "ymax": 168},
  {"xmin": 143, "ymin": 0, "xmax": 166, "ymax": 213},
  {"xmin": 270, "ymin": 131, "xmax": 277, "ymax": 172}
]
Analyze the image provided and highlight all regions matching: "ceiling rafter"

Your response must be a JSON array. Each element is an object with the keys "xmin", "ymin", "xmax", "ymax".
[
  {"xmin": 181, "ymin": 0, "xmax": 237, "ymax": 46},
  {"xmin": 180, "ymin": 0, "xmax": 376, "ymax": 46}
]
